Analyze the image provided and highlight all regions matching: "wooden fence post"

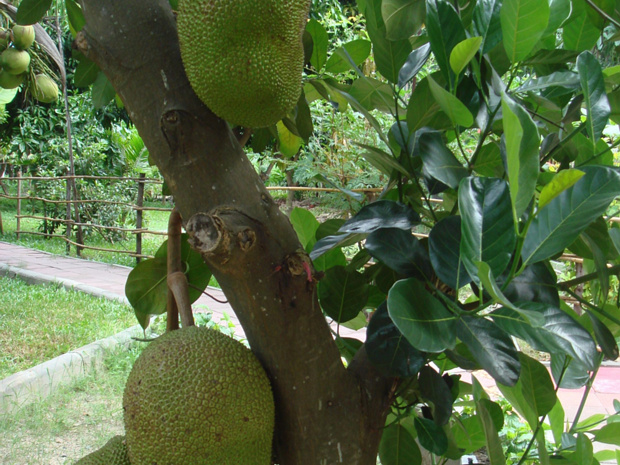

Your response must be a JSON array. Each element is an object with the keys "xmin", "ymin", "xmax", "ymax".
[
  {"xmin": 16, "ymin": 168, "xmax": 21, "ymax": 240},
  {"xmin": 135, "ymin": 173, "xmax": 146, "ymax": 264},
  {"xmin": 65, "ymin": 172, "xmax": 71, "ymax": 254}
]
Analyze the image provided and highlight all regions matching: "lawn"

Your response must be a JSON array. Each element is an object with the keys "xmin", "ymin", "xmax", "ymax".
[{"xmin": 0, "ymin": 276, "xmax": 138, "ymax": 380}]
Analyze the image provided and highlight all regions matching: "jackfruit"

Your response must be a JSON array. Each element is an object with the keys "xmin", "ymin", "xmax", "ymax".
[
  {"xmin": 0, "ymin": 48, "xmax": 30, "ymax": 75},
  {"xmin": 32, "ymin": 74, "xmax": 59, "ymax": 103},
  {"xmin": 177, "ymin": 0, "xmax": 311, "ymax": 128},
  {"xmin": 11, "ymin": 25, "xmax": 35, "ymax": 50},
  {"xmin": 123, "ymin": 326, "xmax": 274, "ymax": 465},
  {"xmin": 74, "ymin": 435, "xmax": 131, "ymax": 465}
]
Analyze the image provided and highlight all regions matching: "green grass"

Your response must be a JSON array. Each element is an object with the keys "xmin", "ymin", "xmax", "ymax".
[{"xmin": 0, "ymin": 276, "xmax": 138, "ymax": 380}]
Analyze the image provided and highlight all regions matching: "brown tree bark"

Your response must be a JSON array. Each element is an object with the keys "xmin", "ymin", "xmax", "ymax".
[{"xmin": 77, "ymin": 1, "xmax": 394, "ymax": 463}]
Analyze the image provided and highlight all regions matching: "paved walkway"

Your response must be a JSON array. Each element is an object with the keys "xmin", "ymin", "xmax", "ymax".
[{"xmin": 1, "ymin": 241, "xmax": 619, "ymax": 427}]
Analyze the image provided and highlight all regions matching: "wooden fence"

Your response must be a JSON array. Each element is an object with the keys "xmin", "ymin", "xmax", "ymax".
[{"xmin": 0, "ymin": 170, "xmax": 383, "ymax": 263}]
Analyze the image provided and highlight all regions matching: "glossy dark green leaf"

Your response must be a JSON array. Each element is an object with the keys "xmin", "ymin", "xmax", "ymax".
[
  {"xmin": 16, "ymin": 0, "xmax": 52, "ymax": 25},
  {"xmin": 551, "ymin": 353, "xmax": 590, "ymax": 389},
  {"xmin": 339, "ymin": 200, "xmax": 419, "ymax": 234},
  {"xmin": 366, "ymin": 303, "xmax": 426, "ymax": 377},
  {"xmin": 425, "ymin": 0, "xmax": 466, "ymax": 87},
  {"xmin": 365, "ymin": 0, "xmax": 412, "ymax": 83},
  {"xmin": 310, "ymin": 231, "xmax": 366, "ymax": 260},
  {"xmin": 325, "ymin": 39, "xmax": 372, "ymax": 74},
  {"xmin": 73, "ymin": 58, "xmax": 100, "ymax": 88},
  {"xmin": 578, "ymin": 51, "xmax": 611, "ymax": 147},
  {"xmin": 501, "ymin": 262, "xmax": 560, "ymax": 307},
  {"xmin": 587, "ymin": 311, "xmax": 619, "ymax": 360},
  {"xmin": 500, "ymin": 0, "xmax": 549, "ymax": 63},
  {"xmin": 335, "ymin": 337, "xmax": 363, "ymax": 364},
  {"xmin": 429, "ymin": 216, "xmax": 471, "ymax": 290},
  {"xmin": 366, "ymin": 228, "xmax": 432, "ymax": 279},
  {"xmin": 501, "ymin": 93, "xmax": 540, "ymax": 218},
  {"xmin": 473, "ymin": 141, "xmax": 504, "ymax": 178},
  {"xmin": 306, "ymin": 19, "xmax": 328, "ymax": 71},
  {"xmin": 517, "ymin": 353, "xmax": 558, "ymax": 417},
  {"xmin": 379, "ymin": 421, "xmax": 422, "ymax": 465},
  {"xmin": 349, "ymin": 77, "xmax": 394, "ymax": 113},
  {"xmin": 459, "ymin": 177, "xmax": 516, "ymax": 283},
  {"xmin": 457, "ymin": 315, "xmax": 520, "ymax": 386},
  {"xmin": 398, "ymin": 43, "xmax": 431, "ymax": 88},
  {"xmin": 295, "ymin": 91, "xmax": 313, "ymax": 141},
  {"xmin": 92, "ymin": 72, "xmax": 116, "ymax": 109},
  {"xmin": 522, "ymin": 166, "xmax": 620, "ymax": 266},
  {"xmin": 419, "ymin": 132, "xmax": 467, "ymax": 189},
  {"xmin": 516, "ymin": 70, "xmax": 581, "ymax": 94},
  {"xmin": 318, "ymin": 266, "xmax": 369, "ymax": 323},
  {"xmin": 382, "ymin": 0, "xmax": 426, "ymax": 40},
  {"xmin": 427, "ymin": 76, "xmax": 474, "ymax": 127},
  {"xmin": 407, "ymin": 75, "xmax": 452, "ymax": 131},
  {"xmin": 452, "ymin": 415, "xmax": 486, "ymax": 452},
  {"xmin": 473, "ymin": 0, "xmax": 503, "ymax": 54},
  {"xmin": 65, "ymin": 0, "xmax": 85, "ymax": 33},
  {"xmin": 388, "ymin": 278, "xmax": 457, "ymax": 352},
  {"xmin": 125, "ymin": 257, "xmax": 167, "ymax": 329},
  {"xmin": 415, "ymin": 416, "xmax": 448, "ymax": 455},
  {"xmin": 358, "ymin": 144, "xmax": 410, "ymax": 177},
  {"xmin": 419, "ymin": 366, "xmax": 454, "ymax": 425}
]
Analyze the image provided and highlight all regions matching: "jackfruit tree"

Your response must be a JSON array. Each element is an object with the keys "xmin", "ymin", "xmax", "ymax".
[{"xmin": 20, "ymin": 0, "xmax": 620, "ymax": 463}]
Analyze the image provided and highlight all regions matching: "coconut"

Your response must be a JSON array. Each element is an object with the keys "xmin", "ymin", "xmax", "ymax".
[
  {"xmin": 0, "ymin": 48, "xmax": 30, "ymax": 75},
  {"xmin": 0, "ymin": 70, "xmax": 24, "ymax": 89},
  {"xmin": 11, "ymin": 25, "xmax": 35, "ymax": 50},
  {"xmin": 32, "ymin": 74, "xmax": 59, "ymax": 103}
]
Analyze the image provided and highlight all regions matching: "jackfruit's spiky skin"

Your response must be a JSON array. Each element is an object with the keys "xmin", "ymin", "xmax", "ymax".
[
  {"xmin": 123, "ymin": 326, "xmax": 274, "ymax": 465},
  {"xmin": 74, "ymin": 436, "xmax": 130, "ymax": 465},
  {"xmin": 177, "ymin": 0, "xmax": 311, "ymax": 128},
  {"xmin": 0, "ymin": 48, "xmax": 30, "ymax": 75}
]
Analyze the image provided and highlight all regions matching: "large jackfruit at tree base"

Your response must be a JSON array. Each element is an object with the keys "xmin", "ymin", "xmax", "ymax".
[
  {"xmin": 123, "ymin": 326, "xmax": 275, "ymax": 465},
  {"xmin": 74, "ymin": 436, "xmax": 131, "ymax": 465},
  {"xmin": 177, "ymin": 0, "xmax": 311, "ymax": 128}
]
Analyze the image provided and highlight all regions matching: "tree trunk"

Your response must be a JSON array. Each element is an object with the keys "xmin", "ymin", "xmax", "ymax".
[{"xmin": 78, "ymin": 1, "xmax": 393, "ymax": 464}]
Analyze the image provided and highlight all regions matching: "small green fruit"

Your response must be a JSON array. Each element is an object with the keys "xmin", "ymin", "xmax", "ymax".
[
  {"xmin": 11, "ymin": 25, "xmax": 35, "ymax": 50},
  {"xmin": 0, "ymin": 48, "xmax": 30, "ymax": 74},
  {"xmin": 32, "ymin": 74, "xmax": 59, "ymax": 103},
  {"xmin": 0, "ymin": 70, "xmax": 24, "ymax": 89}
]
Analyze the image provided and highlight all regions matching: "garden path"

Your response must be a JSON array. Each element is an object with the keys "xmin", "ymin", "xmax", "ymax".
[{"xmin": 0, "ymin": 241, "xmax": 618, "ymax": 427}]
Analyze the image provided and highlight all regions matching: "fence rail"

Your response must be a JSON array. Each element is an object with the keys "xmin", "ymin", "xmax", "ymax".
[{"xmin": 0, "ymin": 171, "xmax": 384, "ymax": 263}]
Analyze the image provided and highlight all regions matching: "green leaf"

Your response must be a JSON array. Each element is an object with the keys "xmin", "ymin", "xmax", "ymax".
[
  {"xmin": 501, "ymin": 93, "xmax": 540, "ymax": 219},
  {"xmin": 517, "ymin": 353, "xmax": 558, "ymax": 417},
  {"xmin": 563, "ymin": 0, "xmax": 601, "ymax": 52},
  {"xmin": 473, "ymin": 0, "xmax": 503, "ymax": 54},
  {"xmin": 65, "ymin": 0, "xmax": 85, "ymax": 34},
  {"xmin": 576, "ymin": 433, "xmax": 594, "ymax": 465},
  {"xmin": 419, "ymin": 366, "xmax": 454, "ymax": 425},
  {"xmin": 365, "ymin": 0, "xmax": 412, "ymax": 83},
  {"xmin": 477, "ymin": 397, "xmax": 507, "ymax": 465},
  {"xmin": 91, "ymin": 72, "xmax": 116, "ymax": 109},
  {"xmin": 0, "ymin": 88, "xmax": 19, "ymax": 105},
  {"xmin": 587, "ymin": 311, "xmax": 619, "ymax": 360},
  {"xmin": 428, "ymin": 76, "xmax": 473, "ymax": 127},
  {"xmin": 276, "ymin": 121, "xmax": 302, "ymax": 158},
  {"xmin": 548, "ymin": 399, "xmax": 565, "ymax": 445},
  {"xmin": 406, "ymin": 76, "xmax": 452, "ymax": 131},
  {"xmin": 457, "ymin": 315, "xmax": 520, "ymax": 386},
  {"xmin": 578, "ymin": 51, "xmax": 611, "ymax": 147},
  {"xmin": 450, "ymin": 37, "xmax": 483, "ymax": 76},
  {"xmin": 358, "ymin": 144, "xmax": 410, "ymax": 177},
  {"xmin": 16, "ymin": 0, "xmax": 52, "ymax": 25},
  {"xmin": 306, "ymin": 19, "xmax": 328, "ymax": 71},
  {"xmin": 366, "ymin": 303, "xmax": 426, "ymax": 378},
  {"xmin": 74, "ymin": 58, "xmax": 100, "ymax": 88},
  {"xmin": 289, "ymin": 207, "xmax": 319, "ymax": 250},
  {"xmin": 349, "ymin": 77, "xmax": 394, "ymax": 113},
  {"xmin": 339, "ymin": 200, "xmax": 419, "ymax": 234},
  {"xmin": 382, "ymin": 0, "xmax": 426, "ymax": 40},
  {"xmin": 425, "ymin": 0, "xmax": 466, "ymax": 87},
  {"xmin": 125, "ymin": 257, "xmax": 168, "ymax": 329},
  {"xmin": 429, "ymin": 216, "xmax": 471, "ymax": 290},
  {"xmin": 325, "ymin": 39, "xmax": 372, "ymax": 74},
  {"xmin": 500, "ymin": 0, "xmax": 550, "ymax": 63},
  {"xmin": 398, "ymin": 42, "xmax": 431, "ymax": 88},
  {"xmin": 459, "ymin": 177, "xmax": 516, "ymax": 283},
  {"xmin": 318, "ymin": 266, "xmax": 369, "ymax": 323},
  {"xmin": 539, "ymin": 169, "xmax": 585, "ymax": 209},
  {"xmin": 544, "ymin": 0, "xmax": 572, "ymax": 38},
  {"xmin": 415, "ymin": 416, "xmax": 448, "ymax": 455},
  {"xmin": 379, "ymin": 420, "xmax": 423, "ymax": 465},
  {"xmin": 387, "ymin": 278, "xmax": 457, "ymax": 352},
  {"xmin": 418, "ymin": 131, "xmax": 468, "ymax": 189},
  {"xmin": 522, "ymin": 166, "xmax": 620, "ymax": 266},
  {"xmin": 366, "ymin": 228, "xmax": 432, "ymax": 279},
  {"xmin": 516, "ymin": 70, "xmax": 581, "ymax": 93},
  {"xmin": 593, "ymin": 422, "xmax": 620, "ymax": 446},
  {"xmin": 477, "ymin": 262, "xmax": 545, "ymax": 326},
  {"xmin": 473, "ymin": 141, "xmax": 504, "ymax": 178}
]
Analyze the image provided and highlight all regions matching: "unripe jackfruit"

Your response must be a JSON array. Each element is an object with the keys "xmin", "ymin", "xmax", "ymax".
[
  {"xmin": 177, "ymin": 0, "xmax": 311, "ymax": 128},
  {"xmin": 123, "ymin": 326, "xmax": 274, "ymax": 465},
  {"xmin": 74, "ymin": 435, "xmax": 130, "ymax": 465}
]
